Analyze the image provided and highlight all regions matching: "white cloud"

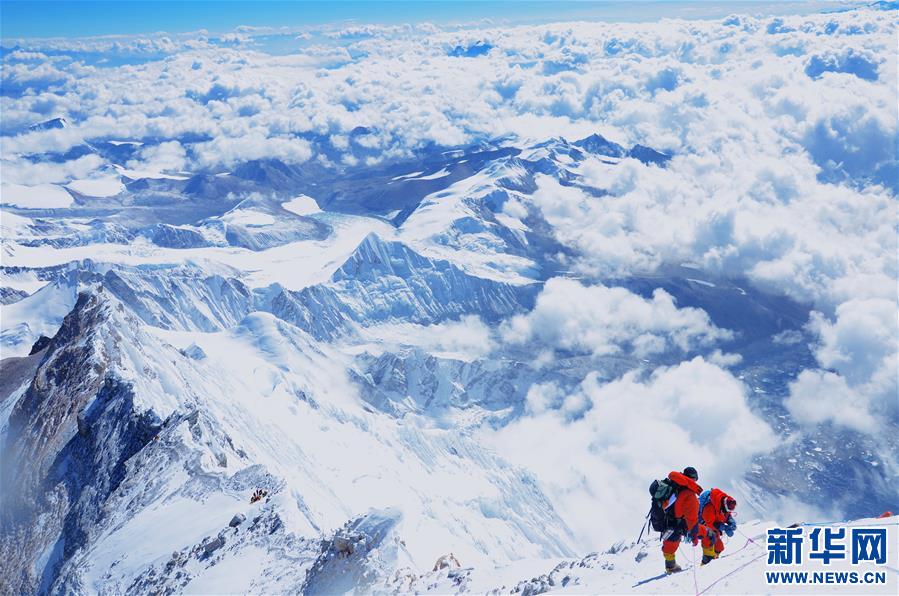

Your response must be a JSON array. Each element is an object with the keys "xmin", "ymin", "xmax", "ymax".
[
  {"xmin": 358, "ymin": 315, "xmax": 495, "ymax": 361},
  {"xmin": 524, "ymin": 381, "xmax": 566, "ymax": 416},
  {"xmin": 425, "ymin": 315, "xmax": 495, "ymax": 357},
  {"xmin": 811, "ymin": 299, "xmax": 896, "ymax": 388},
  {"xmin": 126, "ymin": 140, "xmax": 188, "ymax": 173},
  {"xmin": 1, "ymin": 7, "xmax": 894, "ymax": 188},
  {"xmin": 786, "ymin": 370, "xmax": 877, "ymax": 433},
  {"xmin": 1, "ymin": 11, "xmax": 892, "ymax": 446},
  {"xmin": 502, "ymin": 277, "xmax": 729, "ymax": 359},
  {"xmin": 191, "ymin": 133, "xmax": 313, "ymax": 167},
  {"xmin": 483, "ymin": 357, "xmax": 777, "ymax": 548},
  {"xmin": 530, "ymin": 145, "xmax": 895, "ymax": 314},
  {"xmin": 786, "ymin": 298, "xmax": 898, "ymax": 434},
  {"xmin": 0, "ymin": 154, "xmax": 106, "ymax": 186}
]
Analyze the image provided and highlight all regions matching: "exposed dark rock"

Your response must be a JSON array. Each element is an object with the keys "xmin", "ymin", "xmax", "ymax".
[
  {"xmin": 28, "ymin": 335, "xmax": 52, "ymax": 355},
  {"xmin": 229, "ymin": 514, "xmax": 246, "ymax": 528}
]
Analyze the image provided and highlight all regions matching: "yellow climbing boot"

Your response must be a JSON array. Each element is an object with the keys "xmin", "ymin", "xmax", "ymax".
[
  {"xmin": 664, "ymin": 552, "xmax": 682, "ymax": 574},
  {"xmin": 701, "ymin": 546, "xmax": 718, "ymax": 565}
]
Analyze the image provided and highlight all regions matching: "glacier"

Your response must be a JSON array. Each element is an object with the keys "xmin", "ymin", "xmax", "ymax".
[
  {"xmin": 2, "ymin": 129, "xmax": 894, "ymax": 593},
  {"xmin": 1, "ymin": 3, "xmax": 897, "ymax": 593}
]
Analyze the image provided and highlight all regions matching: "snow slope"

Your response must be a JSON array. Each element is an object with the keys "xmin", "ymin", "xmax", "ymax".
[
  {"xmin": 1, "ymin": 288, "xmax": 575, "ymax": 594},
  {"xmin": 397, "ymin": 518, "xmax": 898, "ymax": 595}
]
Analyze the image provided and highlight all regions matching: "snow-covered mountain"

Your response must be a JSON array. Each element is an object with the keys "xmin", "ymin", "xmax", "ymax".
[
  {"xmin": 2, "ymin": 4, "xmax": 897, "ymax": 590},
  {"xmin": 2, "ymin": 130, "xmax": 894, "ymax": 593},
  {"xmin": 1, "ymin": 287, "xmax": 573, "ymax": 593}
]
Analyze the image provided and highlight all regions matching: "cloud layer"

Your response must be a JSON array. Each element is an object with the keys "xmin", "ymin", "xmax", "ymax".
[
  {"xmin": 1, "ymin": 4, "xmax": 895, "ymax": 542},
  {"xmin": 2, "ymin": 8, "xmax": 895, "ymax": 179},
  {"xmin": 485, "ymin": 357, "xmax": 777, "ymax": 548},
  {"xmin": 502, "ymin": 277, "xmax": 730, "ymax": 359}
]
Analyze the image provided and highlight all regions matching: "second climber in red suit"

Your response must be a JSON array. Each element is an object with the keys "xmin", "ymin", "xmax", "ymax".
[{"xmin": 695, "ymin": 488, "xmax": 738, "ymax": 565}]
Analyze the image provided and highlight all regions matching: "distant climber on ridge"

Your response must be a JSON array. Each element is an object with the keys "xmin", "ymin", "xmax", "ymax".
[
  {"xmin": 648, "ymin": 466, "xmax": 702, "ymax": 574},
  {"xmin": 692, "ymin": 487, "xmax": 737, "ymax": 565}
]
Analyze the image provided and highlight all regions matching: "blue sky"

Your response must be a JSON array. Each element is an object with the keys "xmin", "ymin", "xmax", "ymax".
[{"xmin": 1, "ymin": 1, "xmax": 856, "ymax": 39}]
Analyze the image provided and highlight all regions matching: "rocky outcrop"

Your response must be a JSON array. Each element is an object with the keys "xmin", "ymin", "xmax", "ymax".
[
  {"xmin": 0, "ymin": 290, "xmax": 163, "ymax": 594},
  {"xmin": 302, "ymin": 508, "xmax": 408, "ymax": 595},
  {"xmin": 0, "ymin": 287, "xmax": 29, "ymax": 304}
]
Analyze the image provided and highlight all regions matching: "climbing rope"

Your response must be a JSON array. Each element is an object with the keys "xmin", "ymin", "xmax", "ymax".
[
  {"xmin": 691, "ymin": 527, "xmax": 762, "ymax": 594},
  {"xmin": 695, "ymin": 552, "xmax": 768, "ymax": 596},
  {"xmin": 693, "ymin": 520, "xmax": 896, "ymax": 594},
  {"xmin": 735, "ymin": 527, "xmax": 764, "ymax": 548},
  {"xmin": 801, "ymin": 521, "xmax": 898, "ymax": 527},
  {"xmin": 649, "ymin": 519, "xmax": 897, "ymax": 594},
  {"xmin": 718, "ymin": 537, "xmax": 753, "ymax": 559},
  {"xmin": 690, "ymin": 542, "xmax": 699, "ymax": 596}
]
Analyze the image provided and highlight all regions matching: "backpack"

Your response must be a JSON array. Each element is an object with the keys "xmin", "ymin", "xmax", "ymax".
[
  {"xmin": 698, "ymin": 489, "xmax": 711, "ymax": 520},
  {"xmin": 648, "ymin": 478, "xmax": 679, "ymax": 532},
  {"xmin": 687, "ymin": 489, "xmax": 711, "ymax": 537}
]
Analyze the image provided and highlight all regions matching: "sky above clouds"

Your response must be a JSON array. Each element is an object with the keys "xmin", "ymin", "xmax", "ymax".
[
  {"xmin": 0, "ymin": 1, "xmax": 859, "ymax": 38},
  {"xmin": 1, "ymin": 0, "xmax": 896, "ymax": 548}
]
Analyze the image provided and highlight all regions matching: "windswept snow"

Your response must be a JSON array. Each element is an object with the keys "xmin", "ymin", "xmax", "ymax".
[
  {"xmin": 391, "ymin": 171, "xmax": 424, "ymax": 181},
  {"xmin": 0, "ymin": 211, "xmax": 33, "ymax": 237},
  {"xmin": 282, "ymin": 195, "xmax": 321, "ymax": 216},
  {"xmin": 0, "ymin": 183, "xmax": 73, "ymax": 209},
  {"xmin": 113, "ymin": 164, "xmax": 190, "ymax": 181},
  {"xmin": 398, "ymin": 170, "xmax": 538, "ymax": 284},
  {"xmin": 0, "ymin": 212, "xmax": 395, "ymax": 291},
  {"xmin": 220, "ymin": 208, "xmax": 276, "ymax": 227},
  {"xmin": 688, "ymin": 278, "xmax": 717, "ymax": 288},
  {"xmin": 414, "ymin": 168, "xmax": 451, "ymax": 181},
  {"xmin": 66, "ymin": 177, "xmax": 126, "ymax": 197},
  {"xmin": 390, "ymin": 169, "xmax": 450, "ymax": 182},
  {"xmin": 353, "ymin": 316, "xmax": 495, "ymax": 361},
  {"xmin": 0, "ymin": 276, "xmax": 79, "ymax": 357},
  {"xmin": 0, "ymin": 268, "xmax": 47, "ymax": 295}
]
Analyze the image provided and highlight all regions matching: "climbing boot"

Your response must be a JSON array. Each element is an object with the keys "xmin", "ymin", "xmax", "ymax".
[
  {"xmin": 664, "ymin": 553, "xmax": 682, "ymax": 574},
  {"xmin": 701, "ymin": 546, "xmax": 718, "ymax": 565}
]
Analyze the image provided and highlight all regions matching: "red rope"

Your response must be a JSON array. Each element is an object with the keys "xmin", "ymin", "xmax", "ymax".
[
  {"xmin": 696, "ymin": 552, "xmax": 767, "ymax": 596},
  {"xmin": 689, "ymin": 521, "xmax": 895, "ymax": 595},
  {"xmin": 718, "ymin": 538, "xmax": 751, "ymax": 559},
  {"xmin": 736, "ymin": 527, "xmax": 764, "ymax": 546}
]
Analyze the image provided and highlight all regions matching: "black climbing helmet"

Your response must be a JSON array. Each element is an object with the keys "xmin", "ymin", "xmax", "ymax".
[{"xmin": 683, "ymin": 466, "xmax": 699, "ymax": 480}]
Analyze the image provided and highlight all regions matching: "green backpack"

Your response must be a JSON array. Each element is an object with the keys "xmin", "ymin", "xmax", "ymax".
[{"xmin": 648, "ymin": 478, "xmax": 678, "ymax": 532}]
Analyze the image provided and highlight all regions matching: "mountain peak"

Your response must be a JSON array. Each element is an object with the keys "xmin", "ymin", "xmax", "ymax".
[
  {"xmin": 29, "ymin": 117, "xmax": 69, "ymax": 132},
  {"xmin": 46, "ymin": 290, "xmax": 113, "ymax": 345},
  {"xmin": 573, "ymin": 133, "xmax": 626, "ymax": 157},
  {"xmin": 331, "ymin": 233, "xmax": 406, "ymax": 281},
  {"xmin": 231, "ymin": 158, "xmax": 303, "ymax": 191},
  {"xmin": 627, "ymin": 144, "xmax": 672, "ymax": 166}
]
